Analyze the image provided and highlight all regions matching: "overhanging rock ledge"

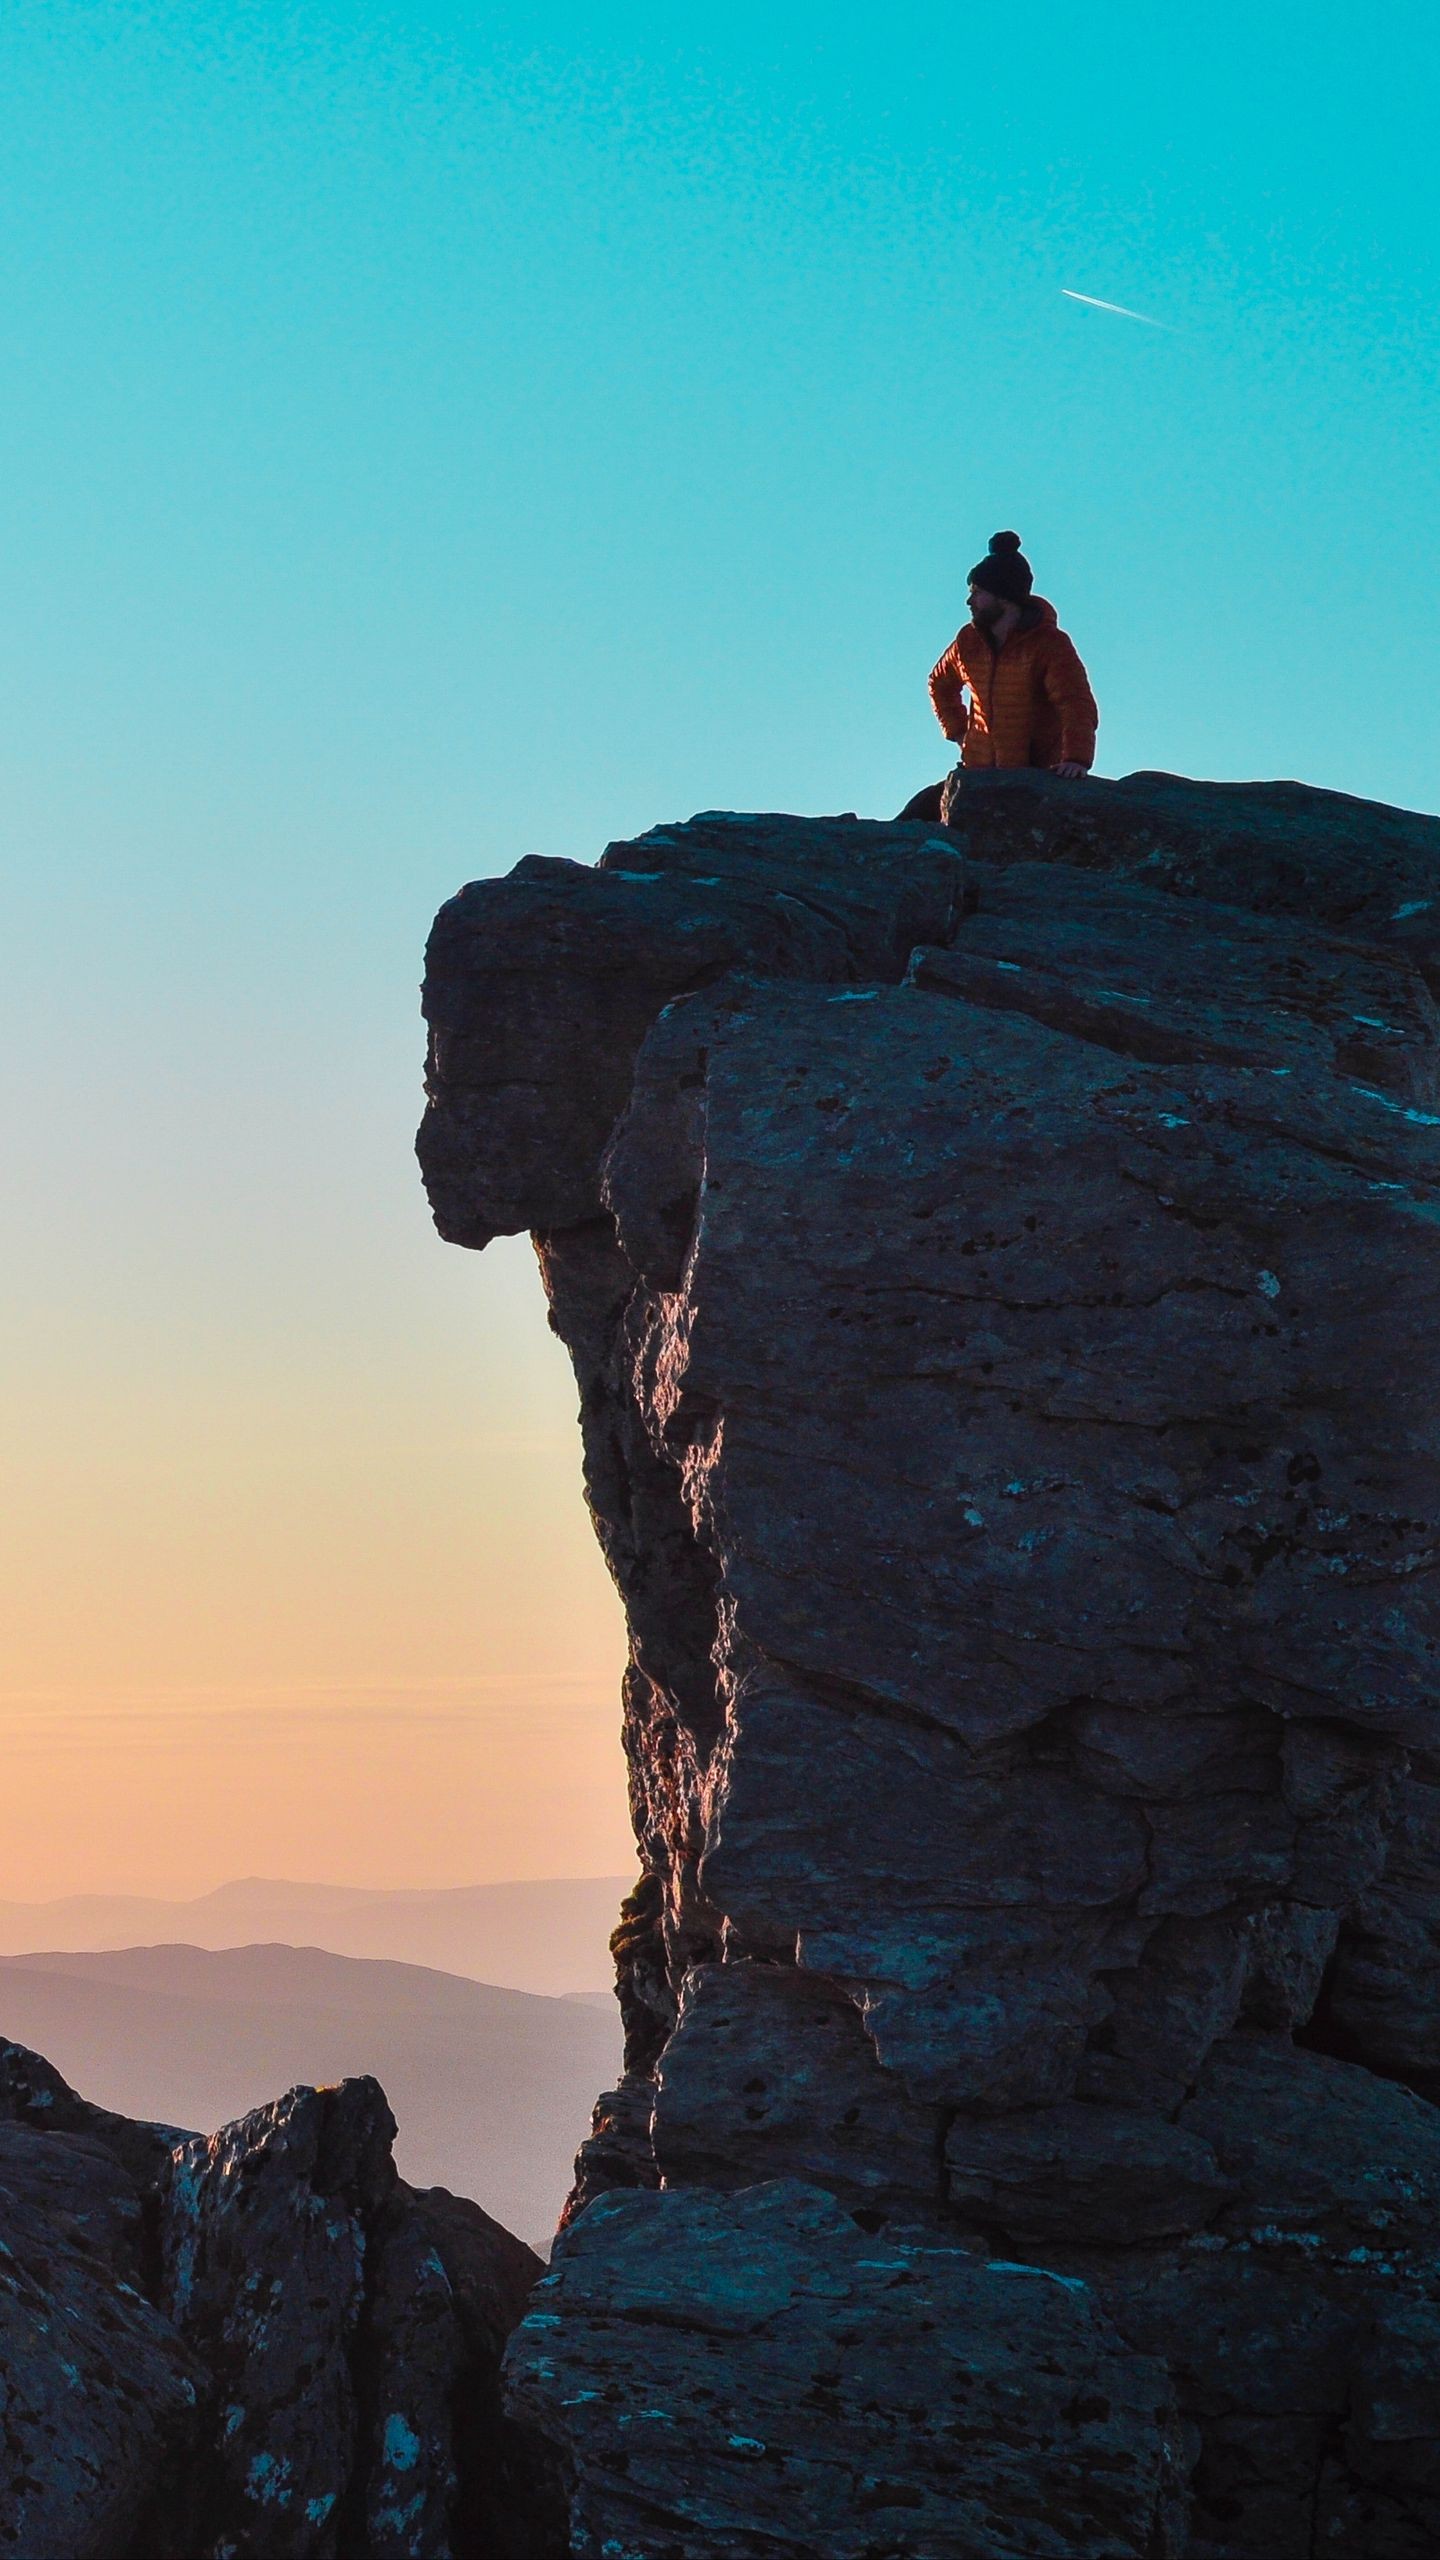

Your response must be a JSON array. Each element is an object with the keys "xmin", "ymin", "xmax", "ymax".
[{"xmin": 421, "ymin": 769, "xmax": 1440, "ymax": 2560}]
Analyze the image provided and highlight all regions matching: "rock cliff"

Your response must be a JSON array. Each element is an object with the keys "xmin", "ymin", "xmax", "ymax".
[{"xmin": 419, "ymin": 771, "xmax": 1440, "ymax": 2559}]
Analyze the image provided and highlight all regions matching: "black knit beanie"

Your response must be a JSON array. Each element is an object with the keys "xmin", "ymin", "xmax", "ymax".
[{"xmin": 968, "ymin": 529, "xmax": 1034, "ymax": 606}]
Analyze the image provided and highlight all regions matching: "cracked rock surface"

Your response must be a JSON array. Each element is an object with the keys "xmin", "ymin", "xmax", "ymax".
[{"xmin": 421, "ymin": 770, "xmax": 1440, "ymax": 2557}]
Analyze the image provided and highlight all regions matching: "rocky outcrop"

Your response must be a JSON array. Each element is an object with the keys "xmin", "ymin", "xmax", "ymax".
[
  {"xmin": 421, "ymin": 770, "xmax": 1440, "ymax": 2557},
  {"xmin": 0, "ymin": 2040, "xmax": 558, "ymax": 2559}
]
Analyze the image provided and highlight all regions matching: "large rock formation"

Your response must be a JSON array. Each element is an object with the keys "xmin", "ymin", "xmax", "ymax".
[
  {"xmin": 420, "ymin": 771, "xmax": 1440, "ymax": 2558},
  {"xmin": 0, "ymin": 2039, "xmax": 557, "ymax": 2558}
]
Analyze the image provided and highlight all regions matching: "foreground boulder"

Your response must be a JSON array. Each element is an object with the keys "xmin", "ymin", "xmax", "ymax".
[
  {"xmin": 421, "ymin": 770, "xmax": 1440, "ymax": 2557},
  {"xmin": 0, "ymin": 2040, "xmax": 557, "ymax": 2559},
  {"xmin": 508, "ymin": 2180, "xmax": 1192, "ymax": 2559}
]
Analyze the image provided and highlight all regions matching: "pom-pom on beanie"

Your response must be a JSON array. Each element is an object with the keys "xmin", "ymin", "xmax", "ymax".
[{"xmin": 968, "ymin": 529, "xmax": 1034, "ymax": 605}]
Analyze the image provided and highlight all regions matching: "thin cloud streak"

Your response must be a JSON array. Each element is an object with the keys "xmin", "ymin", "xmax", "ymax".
[{"xmin": 1061, "ymin": 288, "xmax": 1174, "ymax": 330}]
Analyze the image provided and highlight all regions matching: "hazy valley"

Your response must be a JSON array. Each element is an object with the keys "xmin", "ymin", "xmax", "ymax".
[
  {"xmin": 0, "ymin": 1872, "xmax": 630, "ymax": 1997},
  {"xmin": 0, "ymin": 1920, "xmax": 624, "ymax": 2244}
]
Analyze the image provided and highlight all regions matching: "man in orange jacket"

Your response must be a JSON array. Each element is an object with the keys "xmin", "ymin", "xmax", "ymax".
[{"xmin": 899, "ymin": 531, "xmax": 1098, "ymax": 820}]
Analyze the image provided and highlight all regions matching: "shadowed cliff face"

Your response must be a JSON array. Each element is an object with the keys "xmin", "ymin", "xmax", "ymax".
[{"xmin": 421, "ymin": 771, "xmax": 1440, "ymax": 2560}]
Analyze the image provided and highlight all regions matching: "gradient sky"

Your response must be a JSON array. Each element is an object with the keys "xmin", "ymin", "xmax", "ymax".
[{"xmin": 5, "ymin": 0, "xmax": 1439, "ymax": 1896}]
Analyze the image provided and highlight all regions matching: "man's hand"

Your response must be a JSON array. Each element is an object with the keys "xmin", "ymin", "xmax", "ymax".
[{"xmin": 1051, "ymin": 760, "xmax": 1089, "ymax": 779}]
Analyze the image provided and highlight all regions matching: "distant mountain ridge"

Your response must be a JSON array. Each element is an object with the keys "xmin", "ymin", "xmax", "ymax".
[
  {"xmin": 0, "ymin": 1872, "xmax": 632, "ymax": 1997},
  {"xmin": 0, "ymin": 1940, "xmax": 622, "ymax": 2243}
]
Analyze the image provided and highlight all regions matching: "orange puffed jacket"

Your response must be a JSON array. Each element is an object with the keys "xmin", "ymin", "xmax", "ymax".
[{"xmin": 929, "ymin": 598, "xmax": 1098, "ymax": 771}]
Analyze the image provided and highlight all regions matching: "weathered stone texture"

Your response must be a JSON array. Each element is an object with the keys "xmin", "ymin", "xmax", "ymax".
[
  {"xmin": 0, "ymin": 2044, "xmax": 554, "ymax": 2559},
  {"xmin": 506, "ymin": 2181, "xmax": 1193, "ymax": 2560},
  {"xmin": 420, "ymin": 769, "xmax": 1440, "ymax": 2555}
]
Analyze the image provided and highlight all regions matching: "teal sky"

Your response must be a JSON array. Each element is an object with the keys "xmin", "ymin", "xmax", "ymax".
[{"xmin": 5, "ymin": 0, "xmax": 1439, "ymax": 1892}]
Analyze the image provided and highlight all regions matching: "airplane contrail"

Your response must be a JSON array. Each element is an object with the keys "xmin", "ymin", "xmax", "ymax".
[{"xmin": 1061, "ymin": 288, "xmax": 1173, "ymax": 330}]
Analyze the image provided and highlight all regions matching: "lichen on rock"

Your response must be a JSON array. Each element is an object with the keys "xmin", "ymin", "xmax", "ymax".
[{"xmin": 0, "ymin": 2046, "xmax": 556, "ymax": 2558}]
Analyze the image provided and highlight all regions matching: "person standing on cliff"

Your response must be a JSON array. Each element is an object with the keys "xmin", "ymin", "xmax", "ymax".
[{"xmin": 898, "ymin": 531, "xmax": 1098, "ymax": 821}]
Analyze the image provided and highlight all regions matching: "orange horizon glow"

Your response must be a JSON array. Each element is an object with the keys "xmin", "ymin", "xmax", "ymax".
[{"xmin": 3, "ymin": 1239, "xmax": 636, "ymax": 1902}]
